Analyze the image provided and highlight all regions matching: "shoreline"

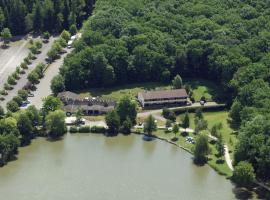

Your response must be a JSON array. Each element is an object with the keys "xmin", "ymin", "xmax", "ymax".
[{"xmin": 132, "ymin": 131, "xmax": 232, "ymax": 178}]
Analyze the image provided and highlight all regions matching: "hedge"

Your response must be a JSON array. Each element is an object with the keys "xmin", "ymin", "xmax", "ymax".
[
  {"xmin": 90, "ymin": 126, "xmax": 106, "ymax": 134},
  {"xmin": 69, "ymin": 126, "xmax": 78, "ymax": 133},
  {"xmin": 78, "ymin": 126, "xmax": 90, "ymax": 133},
  {"xmin": 172, "ymin": 104, "xmax": 227, "ymax": 114}
]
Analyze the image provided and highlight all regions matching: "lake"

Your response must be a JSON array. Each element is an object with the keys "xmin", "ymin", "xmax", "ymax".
[{"xmin": 0, "ymin": 134, "xmax": 236, "ymax": 200}]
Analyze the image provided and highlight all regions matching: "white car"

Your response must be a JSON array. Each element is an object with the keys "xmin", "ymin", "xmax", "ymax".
[{"xmin": 67, "ymin": 40, "xmax": 73, "ymax": 49}]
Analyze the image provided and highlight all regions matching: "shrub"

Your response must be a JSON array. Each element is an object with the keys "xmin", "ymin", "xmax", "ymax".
[
  {"xmin": 20, "ymin": 62, "xmax": 28, "ymax": 69},
  {"xmin": 18, "ymin": 89, "xmax": 28, "ymax": 100},
  {"xmin": 24, "ymin": 57, "xmax": 31, "ymax": 65},
  {"xmin": 35, "ymin": 41, "xmax": 42, "ymax": 49},
  {"xmin": 78, "ymin": 126, "xmax": 90, "ymax": 133},
  {"xmin": 12, "ymin": 96, "xmax": 23, "ymax": 106},
  {"xmin": 90, "ymin": 126, "xmax": 106, "ymax": 133},
  {"xmin": 6, "ymin": 100, "xmax": 19, "ymax": 112},
  {"xmin": 4, "ymin": 83, "xmax": 12, "ymax": 90},
  {"xmin": 69, "ymin": 126, "xmax": 78, "ymax": 133}
]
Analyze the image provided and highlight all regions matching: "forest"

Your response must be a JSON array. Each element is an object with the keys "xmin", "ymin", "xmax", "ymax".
[
  {"xmin": 0, "ymin": 0, "xmax": 95, "ymax": 34},
  {"xmin": 60, "ymin": 0, "xmax": 270, "ymax": 182}
]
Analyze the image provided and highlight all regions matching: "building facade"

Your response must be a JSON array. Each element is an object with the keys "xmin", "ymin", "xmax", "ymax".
[{"xmin": 138, "ymin": 89, "xmax": 188, "ymax": 108}]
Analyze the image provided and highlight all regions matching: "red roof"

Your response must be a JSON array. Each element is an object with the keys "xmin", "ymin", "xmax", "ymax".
[{"xmin": 139, "ymin": 89, "xmax": 188, "ymax": 100}]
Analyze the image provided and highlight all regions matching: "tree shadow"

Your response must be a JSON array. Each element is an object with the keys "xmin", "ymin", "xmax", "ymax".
[{"xmin": 232, "ymin": 187, "xmax": 253, "ymax": 200}]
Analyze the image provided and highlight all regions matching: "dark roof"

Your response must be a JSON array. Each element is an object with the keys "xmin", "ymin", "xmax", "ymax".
[
  {"xmin": 139, "ymin": 89, "xmax": 188, "ymax": 100},
  {"xmin": 57, "ymin": 91, "xmax": 81, "ymax": 101}
]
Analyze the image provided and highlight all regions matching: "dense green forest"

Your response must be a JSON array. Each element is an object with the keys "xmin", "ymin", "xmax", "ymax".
[
  {"xmin": 60, "ymin": 0, "xmax": 270, "ymax": 181},
  {"xmin": 0, "ymin": 0, "xmax": 95, "ymax": 34}
]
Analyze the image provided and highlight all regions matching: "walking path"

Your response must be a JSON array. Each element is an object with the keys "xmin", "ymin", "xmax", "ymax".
[{"xmin": 224, "ymin": 144, "xmax": 233, "ymax": 171}]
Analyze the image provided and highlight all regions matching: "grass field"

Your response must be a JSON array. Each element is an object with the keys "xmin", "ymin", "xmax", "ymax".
[
  {"xmin": 77, "ymin": 79, "xmax": 221, "ymax": 102},
  {"xmin": 177, "ymin": 111, "xmax": 237, "ymax": 155}
]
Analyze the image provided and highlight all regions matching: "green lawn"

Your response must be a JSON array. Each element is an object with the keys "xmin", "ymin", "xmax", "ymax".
[
  {"xmin": 77, "ymin": 79, "xmax": 221, "ymax": 102},
  {"xmin": 185, "ymin": 78, "xmax": 223, "ymax": 102},
  {"xmin": 177, "ymin": 111, "xmax": 237, "ymax": 155},
  {"xmin": 78, "ymin": 82, "xmax": 171, "ymax": 102}
]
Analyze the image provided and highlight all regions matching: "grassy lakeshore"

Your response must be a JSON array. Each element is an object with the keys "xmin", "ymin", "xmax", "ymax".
[{"xmin": 134, "ymin": 110, "xmax": 236, "ymax": 177}]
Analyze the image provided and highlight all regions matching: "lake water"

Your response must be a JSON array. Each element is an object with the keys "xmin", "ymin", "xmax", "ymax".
[{"xmin": 0, "ymin": 134, "xmax": 236, "ymax": 200}]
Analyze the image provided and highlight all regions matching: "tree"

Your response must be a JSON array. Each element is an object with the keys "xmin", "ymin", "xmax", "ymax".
[
  {"xmin": 116, "ymin": 96, "xmax": 137, "ymax": 125},
  {"xmin": 195, "ymin": 108, "xmax": 203, "ymax": 120},
  {"xmin": 32, "ymin": 2, "xmax": 43, "ymax": 32},
  {"xmin": 229, "ymin": 100, "xmax": 242, "ymax": 130},
  {"xmin": 1, "ymin": 28, "xmax": 12, "ymax": 46},
  {"xmin": 0, "ymin": 117, "xmax": 20, "ymax": 137},
  {"xmin": 26, "ymin": 105, "xmax": 40, "ymax": 126},
  {"xmin": 75, "ymin": 108, "xmax": 82, "ymax": 125},
  {"xmin": 216, "ymin": 135, "xmax": 225, "ymax": 157},
  {"xmin": 12, "ymin": 96, "xmax": 23, "ymax": 106},
  {"xmin": 182, "ymin": 111, "xmax": 190, "ymax": 129},
  {"xmin": 27, "ymin": 71, "xmax": 39, "ymax": 84},
  {"xmin": 143, "ymin": 115, "xmax": 157, "ymax": 135},
  {"xmin": 0, "ymin": 106, "xmax": 4, "ymax": 119},
  {"xmin": 194, "ymin": 119, "xmax": 208, "ymax": 134},
  {"xmin": 172, "ymin": 123, "xmax": 179, "ymax": 137},
  {"xmin": 105, "ymin": 110, "xmax": 120, "ymax": 135},
  {"xmin": 42, "ymin": 96, "xmax": 63, "ymax": 114},
  {"xmin": 69, "ymin": 24, "xmax": 77, "ymax": 35},
  {"xmin": 172, "ymin": 74, "xmax": 183, "ymax": 89},
  {"xmin": 232, "ymin": 161, "xmax": 255, "ymax": 187},
  {"xmin": 17, "ymin": 89, "xmax": 28, "ymax": 100},
  {"xmin": 6, "ymin": 100, "xmax": 19, "ymax": 112},
  {"xmin": 194, "ymin": 134, "xmax": 210, "ymax": 164},
  {"xmin": 17, "ymin": 112, "xmax": 33, "ymax": 145},
  {"xmin": 121, "ymin": 117, "xmax": 132, "ymax": 135},
  {"xmin": 51, "ymin": 75, "xmax": 65, "ymax": 94},
  {"xmin": 60, "ymin": 30, "xmax": 71, "ymax": 42},
  {"xmin": 45, "ymin": 110, "xmax": 66, "ymax": 138}
]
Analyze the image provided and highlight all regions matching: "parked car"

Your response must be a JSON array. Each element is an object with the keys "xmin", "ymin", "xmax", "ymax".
[{"xmin": 28, "ymin": 93, "xmax": 34, "ymax": 97}]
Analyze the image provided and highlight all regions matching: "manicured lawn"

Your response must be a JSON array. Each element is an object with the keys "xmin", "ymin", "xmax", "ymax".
[
  {"xmin": 76, "ymin": 79, "xmax": 222, "ymax": 102},
  {"xmin": 177, "ymin": 111, "xmax": 237, "ymax": 155}
]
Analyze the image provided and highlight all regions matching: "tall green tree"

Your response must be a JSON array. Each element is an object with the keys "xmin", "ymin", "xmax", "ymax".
[
  {"xmin": 45, "ymin": 110, "xmax": 66, "ymax": 138},
  {"xmin": 116, "ymin": 96, "xmax": 137, "ymax": 125},
  {"xmin": 194, "ymin": 134, "xmax": 210, "ymax": 164},
  {"xmin": 143, "ymin": 115, "xmax": 157, "ymax": 136},
  {"xmin": 172, "ymin": 74, "xmax": 183, "ymax": 89},
  {"xmin": 105, "ymin": 110, "xmax": 120, "ymax": 135}
]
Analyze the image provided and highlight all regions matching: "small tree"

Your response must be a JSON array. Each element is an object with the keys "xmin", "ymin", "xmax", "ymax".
[
  {"xmin": 18, "ymin": 89, "xmax": 28, "ymax": 100},
  {"xmin": 69, "ymin": 24, "xmax": 77, "ymax": 35},
  {"xmin": 216, "ymin": 135, "xmax": 225, "ymax": 157},
  {"xmin": 105, "ymin": 110, "xmax": 120, "ymax": 135},
  {"xmin": 182, "ymin": 111, "xmax": 190, "ymax": 129},
  {"xmin": 12, "ymin": 96, "xmax": 23, "ymax": 106},
  {"xmin": 143, "ymin": 115, "xmax": 157, "ymax": 135},
  {"xmin": 194, "ymin": 119, "xmax": 208, "ymax": 134},
  {"xmin": 1, "ymin": 28, "xmax": 12, "ymax": 46},
  {"xmin": 75, "ymin": 108, "xmax": 82, "ymax": 125},
  {"xmin": 60, "ymin": 30, "xmax": 71, "ymax": 42},
  {"xmin": 121, "ymin": 117, "xmax": 132, "ymax": 135},
  {"xmin": 42, "ymin": 31, "xmax": 50, "ymax": 40},
  {"xmin": 6, "ymin": 100, "xmax": 19, "ymax": 112},
  {"xmin": 172, "ymin": 123, "xmax": 179, "ymax": 137},
  {"xmin": 42, "ymin": 96, "xmax": 63, "ymax": 114},
  {"xmin": 27, "ymin": 71, "xmax": 39, "ymax": 84},
  {"xmin": 232, "ymin": 161, "xmax": 255, "ymax": 187},
  {"xmin": 166, "ymin": 119, "xmax": 172, "ymax": 128},
  {"xmin": 45, "ymin": 110, "xmax": 66, "ymax": 138},
  {"xmin": 17, "ymin": 112, "xmax": 33, "ymax": 145},
  {"xmin": 172, "ymin": 74, "xmax": 183, "ymax": 89},
  {"xmin": 194, "ymin": 134, "xmax": 210, "ymax": 164},
  {"xmin": 116, "ymin": 96, "xmax": 137, "ymax": 125},
  {"xmin": 195, "ymin": 108, "xmax": 203, "ymax": 120},
  {"xmin": 51, "ymin": 75, "xmax": 65, "ymax": 94}
]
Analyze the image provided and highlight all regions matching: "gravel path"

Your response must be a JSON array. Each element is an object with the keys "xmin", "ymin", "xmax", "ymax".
[{"xmin": 224, "ymin": 144, "xmax": 234, "ymax": 171}]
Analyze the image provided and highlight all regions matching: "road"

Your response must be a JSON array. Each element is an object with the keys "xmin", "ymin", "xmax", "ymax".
[
  {"xmin": 0, "ymin": 39, "xmax": 29, "ymax": 86},
  {"xmin": 28, "ymin": 48, "xmax": 72, "ymax": 109},
  {"xmin": 0, "ymin": 37, "xmax": 56, "ymax": 109},
  {"xmin": 224, "ymin": 145, "xmax": 234, "ymax": 171}
]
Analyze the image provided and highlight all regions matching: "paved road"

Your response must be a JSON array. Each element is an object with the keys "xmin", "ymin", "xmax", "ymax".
[
  {"xmin": 224, "ymin": 145, "xmax": 233, "ymax": 171},
  {"xmin": 28, "ymin": 48, "xmax": 72, "ymax": 109},
  {"xmin": 0, "ymin": 37, "xmax": 56, "ymax": 109},
  {"xmin": 0, "ymin": 39, "xmax": 29, "ymax": 86}
]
